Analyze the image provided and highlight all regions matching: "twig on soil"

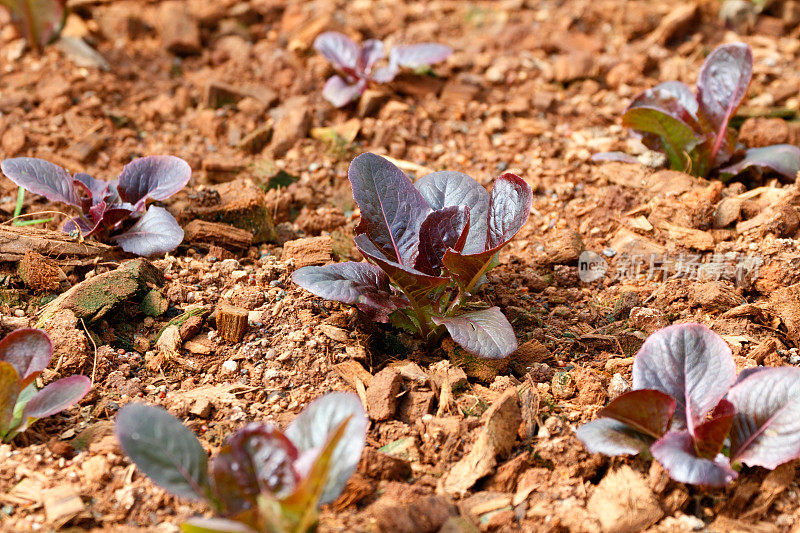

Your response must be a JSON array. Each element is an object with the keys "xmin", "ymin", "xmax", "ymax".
[{"xmin": 81, "ymin": 318, "xmax": 98, "ymax": 385}]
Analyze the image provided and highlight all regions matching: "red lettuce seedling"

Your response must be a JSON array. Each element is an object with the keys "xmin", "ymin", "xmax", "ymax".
[
  {"xmin": 0, "ymin": 0, "xmax": 66, "ymax": 51},
  {"xmin": 595, "ymin": 42, "xmax": 800, "ymax": 180},
  {"xmin": 115, "ymin": 392, "xmax": 368, "ymax": 533},
  {"xmin": 0, "ymin": 156, "xmax": 191, "ymax": 257},
  {"xmin": 313, "ymin": 31, "xmax": 452, "ymax": 107},
  {"xmin": 0, "ymin": 328, "xmax": 91, "ymax": 442},
  {"xmin": 292, "ymin": 153, "xmax": 532, "ymax": 360},
  {"xmin": 577, "ymin": 323, "xmax": 800, "ymax": 486}
]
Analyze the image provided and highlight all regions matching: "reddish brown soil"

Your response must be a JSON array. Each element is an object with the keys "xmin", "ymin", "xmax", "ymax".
[{"xmin": 3, "ymin": 0, "xmax": 800, "ymax": 532}]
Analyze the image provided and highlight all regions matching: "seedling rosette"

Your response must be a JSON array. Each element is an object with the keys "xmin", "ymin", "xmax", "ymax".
[
  {"xmin": 292, "ymin": 153, "xmax": 532, "ymax": 360},
  {"xmin": 577, "ymin": 323, "xmax": 800, "ymax": 486},
  {"xmin": 115, "ymin": 392, "xmax": 368, "ymax": 533},
  {"xmin": 314, "ymin": 31, "xmax": 452, "ymax": 107},
  {"xmin": 0, "ymin": 329, "xmax": 91, "ymax": 442},
  {"xmin": 595, "ymin": 42, "xmax": 800, "ymax": 180},
  {"xmin": 0, "ymin": 156, "xmax": 191, "ymax": 256}
]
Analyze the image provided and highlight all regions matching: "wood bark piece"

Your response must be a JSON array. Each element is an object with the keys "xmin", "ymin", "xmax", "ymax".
[
  {"xmin": 181, "ymin": 180, "xmax": 277, "ymax": 244},
  {"xmin": 216, "ymin": 304, "xmax": 248, "ymax": 343},
  {"xmin": 39, "ymin": 258, "xmax": 164, "ymax": 323},
  {"xmin": 42, "ymin": 485, "xmax": 87, "ymax": 527},
  {"xmin": 282, "ymin": 236, "xmax": 333, "ymax": 268},
  {"xmin": 183, "ymin": 220, "xmax": 253, "ymax": 252},
  {"xmin": 0, "ymin": 225, "xmax": 112, "ymax": 266}
]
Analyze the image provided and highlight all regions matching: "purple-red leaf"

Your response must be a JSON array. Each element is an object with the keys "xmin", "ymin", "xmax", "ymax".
[
  {"xmin": 355, "ymin": 234, "xmax": 448, "ymax": 305},
  {"xmin": 692, "ymin": 399, "xmax": 735, "ymax": 459},
  {"xmin": 441, "ymin": 174, "xmax": 531, "ymax": 291},
  {"xmin": 389, "ymin": 43, "xmax": 453, "ymax": 69},
  {"xmin": 734, "ymin": 366, "xmax": 769, "ymax": 384},
  {"xmin": 432, "ymin": 307, "xmax": 517, "ymax": 359},
  {"xmin": 116, "ymin": 156, "xmax": 192, "ymax": 206},
  {"xmin": 113, "ymin": 206, "xmax": 184, "ymax": 256},
  {"xmin": 116, "ymin": 403, "xmax": 210, "ymax": 500},
  {"xmin": 291, "ymin": 262, "xmax": 406, "ymax": 323},
  {"xmin": 697, "ymin": 42, "xmax": 752, "ymax": 132},
  {"xmin": 22, "ymin": 374, "xmax": 90, "ymax": 419},
  {"xmin": 359, "ymin": 39, "xmax": 385, "ymax": 72},
  {"xmin": 0, "ymin": 0, "xmax": 66, "ymax": 50},
  {"xmin": 415, "ymin": 171, "xmax": 490, "ymax": 254},
  {"xmin": 62, "ymin": 215, "xmax": 99, "ymax": 237},
  {"xmin": 414, "ymin": 206, "xmax": 470, "ymax": 275},
  {"xmin": 0, "ymin": 157, "xmax": 79, "ymax": 206},
  {"xmin": 719, "ymin": 144, "xmax": 800, "ymax": 179},
  {"xmin": 0, "ymin": 362, "xmax": 21, "ymax": 435},
  {"xmin": 727, "ymin": 366, "xmax": 800, "ymax": 469},
  {"xmin": 650, "ymin": 431, "xmax": 737, "ymax": 486},
  {"xmin": 632, "ymin": 323, "xmax": 736, "ymax": 432},
  {"xmin": 321, "ymin": 76, "xmax": 366, "ymax": 108},
  {"xmin": 211, "ymin": 423, "xmax": 300, "ymax": 515},
  {"xmin": 597, "ymin": 389, "xmax": 676, "ymax": 439},
  {"xmin": 0, "ymin": 328, "xmax": 52, "ymax": 386},
  {"xmin": 349, "ymin": 153, "xmax": 431, "ymax": 264},
  {"xmin": 575, "ymin": 418, "xmax": 653, "ymax": 456},
  {"xmin": 487, "ymin": 173, "xmax": 533, "ymax": 249},
  {"xmin": 628, "ymin": 81, "xmax": 699, "ymax": 124},
  {"xmin": 696, "ymin": 42, "xmax": 752, "ymax": 161},
  {"xmin": 73, "ymin": 173, "xmax": 111, "ymax": 207},
  {"xmin": 64, "ymin": 201, "xmax": 134, "ymax": 237},
  {"xmin": 370, "ymin": 66, "xmax": 398, "ymax": 84},
  {"xmin": 442, "ymin": 246, "xmax": 498, "ymax": 292},
  {"xmin": 285, "ymin": 392, "xmax": 368, "ymax": 504},
  {"xmin": 313, "ymin": 32, "xmax": 359, "ymax": 72}
]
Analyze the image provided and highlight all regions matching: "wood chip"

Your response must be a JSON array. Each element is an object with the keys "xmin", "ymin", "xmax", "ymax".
[
  {"xmin": 216, "ymin": 304, "xmax": 248, "ymax": 343},
  {"xmin": 184, "ymin": 220, "xmax": 253, "ymax": 252},
  {"xmin": 43, "ymin": 485, "xmax": 85, "ymax": 527}
]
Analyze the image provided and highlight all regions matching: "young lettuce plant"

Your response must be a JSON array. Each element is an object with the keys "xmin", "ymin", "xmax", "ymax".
[
  {"xmin": 0, "ymin": 0, "xmax": 66, "ymax": 51},
  {"xmin": 0, "ymin": 156, "xmax": 191, "ymax": 256},
  {"xmin": 0, "ymin": 329, "xmax": 91, "ymax": 442},
  {"xmin": 292, "ymin": 153, "xmax": 532, "ymax": 360},
  {"xmin": 577, "ymin": 323, "xmax": 800, "ymax": 486},
  {"xmin": 595, "ymin": 42, "xmax": 800, "ymax": 179},
  {"xmin": 313, "ymin": 31, "xmax": 452, "ymax": 107},
  {"xmin": 115, "ymin": 392, "xmax": 368, "ymax": 533}
]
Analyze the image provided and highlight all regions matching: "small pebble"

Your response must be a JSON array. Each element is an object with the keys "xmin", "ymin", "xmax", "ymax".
[
  {"xmin": 13, "ymin": 309, "xmax": 24, "ymax": 317},
  {"xmin": 608, "ymin": 373, "xmax": 631, "ymax": 399},
  {"xmin": 221, "ymin": 360, "xmax": 238, "ymax": 374}
]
